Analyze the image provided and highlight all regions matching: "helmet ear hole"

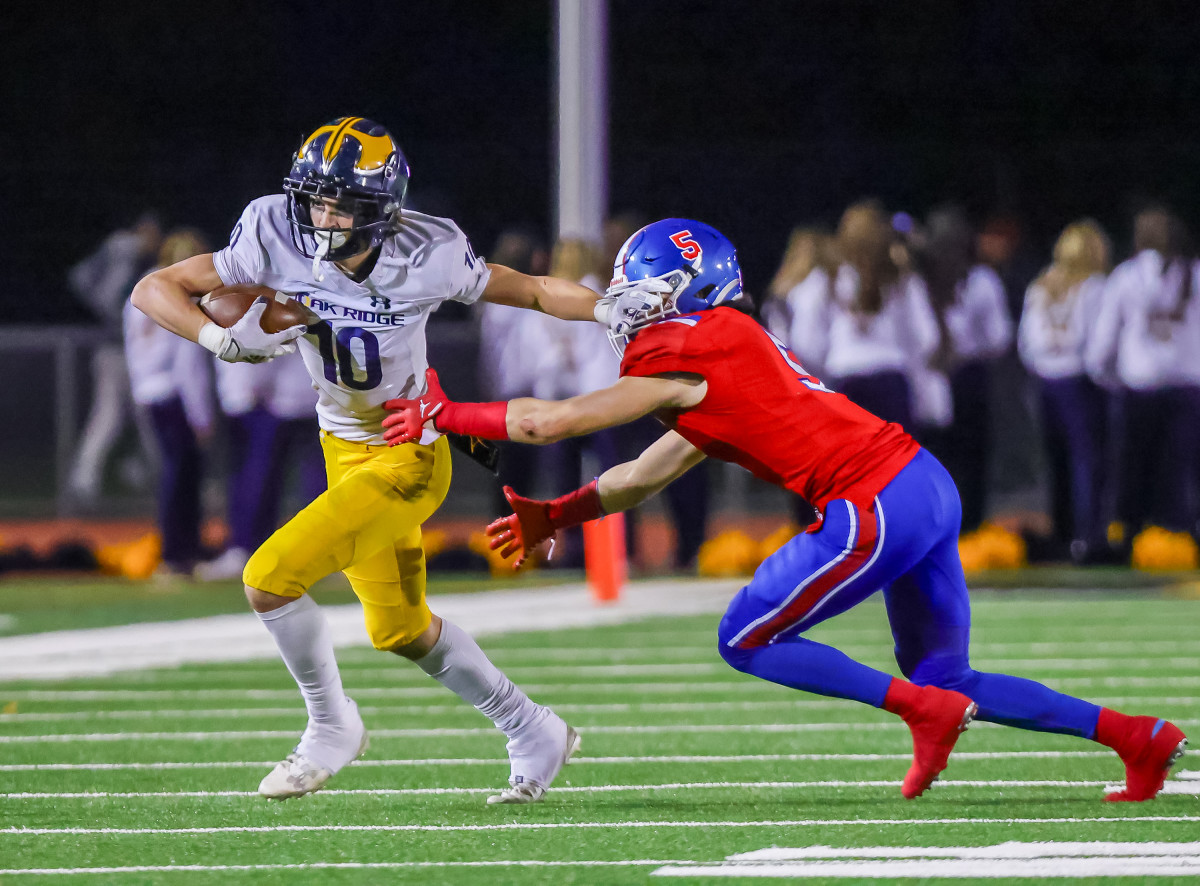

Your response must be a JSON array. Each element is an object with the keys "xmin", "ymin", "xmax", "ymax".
[{"xmin": 695, "ymin": 284, "xmax": 716, "ymax": 300}]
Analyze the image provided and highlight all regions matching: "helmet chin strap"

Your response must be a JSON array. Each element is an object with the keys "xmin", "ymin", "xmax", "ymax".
[{"xmin": 310, "ymin": 229, "xmax": 348, "ymax": 283}]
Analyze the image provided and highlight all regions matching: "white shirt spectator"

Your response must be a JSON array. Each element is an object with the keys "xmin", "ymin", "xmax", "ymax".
[
  {"xmin": 531, "ymin": 274, "xmax": 619, "ymax": 400},
  {"xmin": 942, "ymin": 265, "xmax": 1013, "ymax": 362},
  {"xmin": 478, "ymin": 302, "xmax": 552, "ymax": 400},
  {"xmin": 214, "ymin": 350, "xmax": 318, "ymax": 420},
  {"xmin": 1019, "ymin": 273, "xmax": 1107, "ymax": 379},
  {"xmin": 1085, "ymin": 250, "xmax": 1200, "ymax": 390},
  {"xmin": 72, "ymin": 231, "xmax": 153, "ymax": 333},
  {"xmin": 123, "ymin": 298, "xmax": 214, "ymax": 434},
  {"xmin": 787, "ymin": 265, "xmax": 940, "ymax": 380}
]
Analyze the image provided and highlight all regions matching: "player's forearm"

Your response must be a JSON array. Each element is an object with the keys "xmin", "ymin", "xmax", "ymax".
[
  {"xmin": 530, "ymin": 275, "xmax": 603, "ymax": 321},
  {"xmin": 505, "ymin": 396, "xmax": 616, "ymax": 444},
  {"xmin": 130, "ymin": 271, "xmax": 210, "ymax": 343},
  {"xmin": 594, "ymin": 460, "xmax": 663, "ymax": 513},
  {"xmin": 598, "ymin": 434, "xmax": 706, "ymax": 513}
]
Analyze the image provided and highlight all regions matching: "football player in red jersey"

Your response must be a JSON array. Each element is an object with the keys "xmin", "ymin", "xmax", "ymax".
[{"xmin": 383, "ymin": 219, "xmax": 1187, "ymax": 801}]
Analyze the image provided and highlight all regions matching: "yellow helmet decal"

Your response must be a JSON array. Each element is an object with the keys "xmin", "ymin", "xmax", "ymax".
[
  {"xmin": 300, "ymin": 116, "xmax": 361, "ymax": 163},
  {"xmin": 300, "ymin": 117, "xmax": 393, "ymax": 174},
  {"xmin": 351, "ymin": 124, "xmax": 396, "ymax": 172}
]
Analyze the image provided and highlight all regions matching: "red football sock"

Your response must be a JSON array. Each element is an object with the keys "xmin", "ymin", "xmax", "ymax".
[
  {"xmin": 1093, "ymin": 708, "xmax": 1134, "ymax": 752},
  {"xmin": 881, "ymin": 678, "xmax": 923, "ymax": 716}
]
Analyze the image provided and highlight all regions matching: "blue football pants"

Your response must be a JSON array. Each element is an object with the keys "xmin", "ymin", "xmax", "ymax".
[{"xmin": 717, "ymin": 448, "xmax": 1101, "ymax": 739}]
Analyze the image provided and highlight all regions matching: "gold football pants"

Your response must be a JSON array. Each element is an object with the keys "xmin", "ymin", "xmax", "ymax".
[{"xmin": 243, "ymin": 432, "xmax": 452, "ymax": 650}]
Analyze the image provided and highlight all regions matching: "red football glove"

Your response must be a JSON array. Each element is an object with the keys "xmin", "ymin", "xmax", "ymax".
[
  {"xmin": 382, "ymin": 367, "xmax": 450, "ymax": 445},
  {"xmin": 485, "ymin": 481, "xmax": 605, "ymax": 570},
  {"xmin": 382, "ymin": 367, "xmax": 509, "ymax": 445},
  {"xmin": 486, "ymin": 486, "xmax": 557, "ymax": 568}
]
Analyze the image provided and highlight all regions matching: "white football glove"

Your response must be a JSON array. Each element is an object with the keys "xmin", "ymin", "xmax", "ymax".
[
  {"xmin": 593, "ymin": 279, "xmax": 672, "ymax": 336},
  {"xmin": 198, "ymin": 298, "xmax": 308, "ymax": 363}
]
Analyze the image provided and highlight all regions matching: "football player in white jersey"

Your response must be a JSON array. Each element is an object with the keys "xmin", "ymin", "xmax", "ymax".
[{"xmin": 131, "ymin": 117, "xmax": 608, "ymax": 804}]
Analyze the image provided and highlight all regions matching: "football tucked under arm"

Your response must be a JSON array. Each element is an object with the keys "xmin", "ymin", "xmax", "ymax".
[{"xmin": 197, "ymin": 285, "xmax": 313, "ymax": 363}]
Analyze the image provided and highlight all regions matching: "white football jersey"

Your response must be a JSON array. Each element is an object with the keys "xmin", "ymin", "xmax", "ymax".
[{"xmin": 212, "ymin": 195, "xmax": 491, "ymax": 442}]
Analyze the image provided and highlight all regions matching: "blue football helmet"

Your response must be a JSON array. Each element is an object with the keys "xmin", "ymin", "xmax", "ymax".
[
  {"xmin": 606, "ymin": 218, "xmax": 744, "ymax": 353},
  {"xmin": 283, "ymin": 117, "xmax": 409, "ymax": 263}
]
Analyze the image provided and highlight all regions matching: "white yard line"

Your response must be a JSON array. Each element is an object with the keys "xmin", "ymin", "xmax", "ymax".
[
  {"xmin": 1052, "ymin": 676, "xmax": 1200, "ymax": 689},
  {"xmin": 8, "ymin": 678, "xmax": 1200, "ymax": 704},
  {"xmin": 6, "ymin": 816, "xmax": 1200, "ymax": 836},
  {"xmin": 7, "ymin": 779, "xmax": 1173, "ymax": 800},
  {"xmin": 1, "ymin": 861, "xmax": 689, "ymax": 876},
  {"xmin": 0, "ymin": 751, "xmax": 1118, "ymax": 772},
  {"xmin": 655, "ymin": 841, "xmax": 1200, "ymax": 879},
  {"xmin": 436, "ymin": 639, "xmax": 1200, "ymax": 661},
  {"xmin": 5, "ymin": 580, "xmax": 1195, "ymax": 682},
  {"xmin": 0, "ymin": 579, "xmax": 740, "ymax": 681},
  {"xmin": 0, "ymin": 683, "xmax": 817, "ymax": 701},
  {"xmin": 6, "ymin": 696, "xmax": 1199, "ymax": 724},
  {"xmin": 127, "ymin": 656, "xmax": 1198, "ymax": 682},
  {"xmin": 0, "ymin": 700, "xmax": 862, "ymax": 723},
  {"xmin": 0, "ymin": 722, "xmax": 928, "ymax": 744}
]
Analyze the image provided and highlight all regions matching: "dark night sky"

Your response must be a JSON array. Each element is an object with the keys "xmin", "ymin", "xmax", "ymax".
[{"xmin": 9, "ymin": 1, "xmax": 1200, "ymax": 321}]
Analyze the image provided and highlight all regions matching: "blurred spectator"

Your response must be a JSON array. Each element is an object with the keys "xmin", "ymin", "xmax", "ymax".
[
  {"xmin": 1086, "ymin": 206, "xmax": 1200, "ymax": 539},
  {"xmin": 919, "ymin": 206, "xmax": 1013, "ymax": 532},
  {"xmin": 196, "ymin": 352, "xmax": 324, "ymax": 581},
  {"xmin": 788, "ymin": 200, "xmax": 939, "ymax": 433},
  {"xmin": 765, "ymin": 227, "xmax": 839, "ymax": 529},
  {"xmin": 1019, "ymin": 220, "xmax": 1112, "ymax": 561},
  {"xmin": 762, "ymin": 227, "xmax": 838, "ymax": 342},
  {"xmin": 975, "ymin": 212, "xmax": 1046, "ymax": 511},
  {"xmin": 122, "ymin": 229, "xmax": 214, "ymax": 577},
  {"xmin": 476, "ymin": 228, "xmax": 552, "ymax": 518},
  {"xmin": 66, "ymin": 211, "xmax": 163, "ymax": 505}
]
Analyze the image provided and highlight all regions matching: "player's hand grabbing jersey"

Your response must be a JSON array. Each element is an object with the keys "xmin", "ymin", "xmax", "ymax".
[
  {"xmin": 213, "ymin": 195, "xmax": 490, "ymax": 443},
  {"xmin": 620, "ymin": 307, "xmax": 919, "ymax": 511}
]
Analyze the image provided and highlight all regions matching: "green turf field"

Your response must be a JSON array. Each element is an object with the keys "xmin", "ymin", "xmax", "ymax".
[{"xmin": 0, "ymin": 581, "xmax": 1197, "ymax": 883}]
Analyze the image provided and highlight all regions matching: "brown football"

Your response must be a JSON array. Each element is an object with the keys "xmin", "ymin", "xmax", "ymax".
[{"xmin": 198, "ymin": 284, "xmax": 315, "ymax": 332}]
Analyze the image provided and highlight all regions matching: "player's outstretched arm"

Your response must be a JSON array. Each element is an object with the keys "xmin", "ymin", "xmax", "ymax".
[
  {"xmin": 594, "ymin": 430, "xmax": 708, "ymax": 513},
  {"xmin": 480, "ymin": 263, "xmax": 603, "ymax": 321},
  {"xmin": 485, "ymin": 431, "xmax": 705, "ymax": 567},
  {"xmin": 382, "ymin": 370, "xmax": 705, "ymax": 446}
]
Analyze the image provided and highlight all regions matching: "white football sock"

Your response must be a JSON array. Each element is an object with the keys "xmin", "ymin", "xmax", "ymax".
[
  {"xmin": 256, "ymin": 595, "xmax": 358, "ymax": 760},
  {"xmin": 415, "ymin": 618, "xmax": 541, "ymax": 738}
]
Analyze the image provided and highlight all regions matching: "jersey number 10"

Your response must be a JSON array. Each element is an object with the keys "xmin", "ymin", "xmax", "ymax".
[{"xmin": 309, "ymin": 321, "xmax": 383, "ymax": 390}]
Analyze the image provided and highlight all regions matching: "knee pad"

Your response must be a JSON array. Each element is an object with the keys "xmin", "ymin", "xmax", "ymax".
[
  {"xmin": 242, "ymin": 544, "xmax": 307, "ymax": 598},
  {"xmin": 362, "ymin": 600, "xmax": 432, "ymax": 652}
]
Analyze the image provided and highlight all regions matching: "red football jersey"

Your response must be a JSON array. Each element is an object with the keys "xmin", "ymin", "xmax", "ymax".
[{"xmin": 620, "ymin": 308, "xmax": 920, "ymax": 510}]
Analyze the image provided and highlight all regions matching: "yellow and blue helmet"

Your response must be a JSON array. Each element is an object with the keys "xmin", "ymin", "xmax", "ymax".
[{"xmin": 283, "ymin": 117, "xmax": 409, "ymax": 261}]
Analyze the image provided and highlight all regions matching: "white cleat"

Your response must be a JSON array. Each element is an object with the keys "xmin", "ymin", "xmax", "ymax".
[
  {"xmin": 258, "ymin": 750, "xmax": 337, "ymax": 800},
  {"xmin": 487, "ymin": 713, "xmax": 581, "ymax": 806},
  {"xmin": 258, "ymin": 702, "xmax": 368, "ymax": 800}
]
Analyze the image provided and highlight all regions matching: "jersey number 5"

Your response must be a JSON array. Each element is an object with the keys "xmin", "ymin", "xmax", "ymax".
[
  {"xmin": 310, "ymin": 322, "xmax": 383, "ymax": 390},
  {"xmin": 763, "ymin": 329, "xmax": 831, "ymax": 393}
]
